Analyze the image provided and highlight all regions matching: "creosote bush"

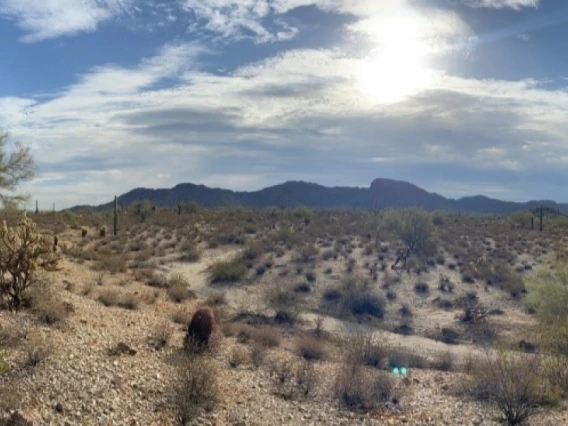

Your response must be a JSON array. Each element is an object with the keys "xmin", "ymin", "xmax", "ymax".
[
  {"xmin": 335, "ymin": 362, "xmax": 399, "ymax": 411},
  {"xmin": 176, "ymin": 356, "xmax": 219, "ymax": 423},
  {"xmin": 467, "ymin": 351, "xmax": 551, "ymax": 426}
]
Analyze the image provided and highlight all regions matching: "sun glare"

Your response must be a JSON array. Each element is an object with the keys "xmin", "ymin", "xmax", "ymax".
[{"xmin": 358, "ymin": 19, "xmax": 434, "ymax": 104}]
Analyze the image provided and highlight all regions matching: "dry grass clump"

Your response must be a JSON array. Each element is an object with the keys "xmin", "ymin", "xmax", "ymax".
[
  {"xmin": 210, "ymin": 257, "xmax": 247, "ymax": 284},
  {"xmin": 346, "ymin": 334, "xmax": 428, "ymax": 370},
  {"xmin": 0, "ymin": 380, "xmax": 22, "ymax": 412},
  {"xmin": 295, "ymin": 335, "xmax": 327, "ymax": 361},
  {"xmin": 22, "ymin": 336, "xmax": 52, "ymax": 368},
  {"xmin": 228, "ymin": 345, "xmax": 250, "ymax": 368},
  {"xmin": 335, "ymin": 362, "xmax": 400, "ymax": 411},
  {"xmin": 148, "ymin": 321, "xmax": 174, "ymax": 350},
  {"xmin": 179, "ymin": 240, "xmax": 202, "ymax": 262},
  {"xmin": 97, "ymin": 289, "xmax": 139, "ymax": 310},
  {"xmin": 96, "ymin": 251, "xmax": 129, "ymax": 274},
  {"xmin": 269, "ymin": 359, "xmax": 319, "ymax": 400},
  {"xmin": 172, "ymin": 308, "xmax": 191, "ymax": 325}
]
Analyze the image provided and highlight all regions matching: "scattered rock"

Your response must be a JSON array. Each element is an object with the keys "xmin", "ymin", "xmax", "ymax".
[{"xmin": 107, "ymin": 342, "xmax": 136, "ymax": 356}]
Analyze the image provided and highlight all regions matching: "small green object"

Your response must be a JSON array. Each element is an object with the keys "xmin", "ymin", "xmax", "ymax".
[
  {"xmin": 401, "ymin": 368, "xmax": 408, "ymax": 376},
  {"xmin": 393, "ymin": 367, "xmax": 400, "ymax": 375}
]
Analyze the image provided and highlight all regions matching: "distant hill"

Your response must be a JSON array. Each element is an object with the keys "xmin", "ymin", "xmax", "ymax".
[{"xmin": 71, "ymin": 178, "xmax": 568, "ymax": 215}]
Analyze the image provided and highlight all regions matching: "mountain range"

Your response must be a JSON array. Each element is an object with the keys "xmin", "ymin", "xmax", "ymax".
[{"xmin": 71, "ymin": 178, "xmax": 568, "ymax": 215}]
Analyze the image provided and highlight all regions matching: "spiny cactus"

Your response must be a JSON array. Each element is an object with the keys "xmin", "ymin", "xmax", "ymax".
[{"xmin": 0, "ymin": 217, "xmax": 61, "ymax": 311}]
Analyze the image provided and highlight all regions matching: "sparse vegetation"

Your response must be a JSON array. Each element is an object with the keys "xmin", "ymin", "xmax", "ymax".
[
  {"xmin": 467, "ymin": 350, "xmax": 550, "ymax": 426},
  {"xmin": 176, "ymin": 356, "xmax": 219, "ymax": 423},
  {"xmin": 210, "ymin": 257, "xmax": 247, "ymax": 283}
]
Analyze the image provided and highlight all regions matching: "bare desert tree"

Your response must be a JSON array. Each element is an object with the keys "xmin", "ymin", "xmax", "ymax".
[{"xmin": 0, "ymin": 129, "xmax": 36, "ymax": 208}]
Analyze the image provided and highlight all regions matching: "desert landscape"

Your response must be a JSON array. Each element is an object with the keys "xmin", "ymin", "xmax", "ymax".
[{"xmin": 1, "ymin": 204, "xmax": 568, "ymax": 426}]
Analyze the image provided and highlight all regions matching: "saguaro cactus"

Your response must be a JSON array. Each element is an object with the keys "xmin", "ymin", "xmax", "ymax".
[{"xmin": 113, "ymin": 195, "xmax": 118, "ymax": 236}]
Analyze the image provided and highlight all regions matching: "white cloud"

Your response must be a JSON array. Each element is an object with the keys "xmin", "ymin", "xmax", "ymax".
[
  {"xmin": 462, "ymin": 0, "xmax": 539, "ymax": 9},
  {"xmin": 181, "ymin": 0, "xmax": 298, "ymax": 43},
  {"xmin": 180, "ymin": 0, "xmax": 469, "ymax": 47},
  {"xmin": 3, "ymin": 34, "xmax": 568, "ymax": 207},
  {"xmin": 0, "ymin": 0, "xmax": 136, "ymax": 42}
]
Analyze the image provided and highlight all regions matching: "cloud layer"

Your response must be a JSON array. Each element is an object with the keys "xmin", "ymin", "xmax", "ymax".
[
  {"xmin": 1, "ymin": 37, "xmax": 566, "ymax": 207},
  {"xmin": 0, "ymin": 0, "xmax": 565, "ymax": 208},
  {"xmin": 0, "ymin": 0, "xmax": 139, "ymax": 42}
]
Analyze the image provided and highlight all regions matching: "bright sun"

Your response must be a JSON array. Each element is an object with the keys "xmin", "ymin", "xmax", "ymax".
[{"xmin": 358, "ymin": 20, "xmax": 434, "ymax": 104}]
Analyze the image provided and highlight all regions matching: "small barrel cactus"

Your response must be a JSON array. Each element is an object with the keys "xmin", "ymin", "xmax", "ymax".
[{"xmin": 184, "ymin": 307, "xmax": 216, "ymax": 350}]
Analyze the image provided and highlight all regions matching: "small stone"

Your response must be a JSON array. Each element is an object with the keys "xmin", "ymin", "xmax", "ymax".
[{"xmin": 55, "ymin": 402, "xmax": 65, "ymax": 413}]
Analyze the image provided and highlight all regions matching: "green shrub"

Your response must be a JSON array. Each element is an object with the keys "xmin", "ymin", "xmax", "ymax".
[
  {"xmin": 382, "ymin": 209, "xmax": 437, "ymax": 257},
  {"xmin": 525, "ymin": 260, "xmax": 568, "ymax": 353}
]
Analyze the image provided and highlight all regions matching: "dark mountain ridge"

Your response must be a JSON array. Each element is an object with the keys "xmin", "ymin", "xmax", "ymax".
[{"xmin": 71, "ymin": 178, "xmax": 568, "ymax": 215}]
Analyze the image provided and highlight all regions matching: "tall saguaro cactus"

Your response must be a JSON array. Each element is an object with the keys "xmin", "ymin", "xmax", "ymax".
[{"xmin": 113, "ymin": 195, "xmax": 118, "ymax": 236}]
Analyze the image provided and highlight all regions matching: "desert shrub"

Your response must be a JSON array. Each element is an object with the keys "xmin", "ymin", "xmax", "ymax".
[
  {"xmin": 467, "ymin": 351, "xmax": 549, "ymax": 426},
  {"xmin": 296, "ymin": 336, "xmax": 327, "ymax": 361},
  {"xmin": 298, "ymin": 243, "xmax": 319, "ymax": 262},
  {"xmin": 438, "ymin": 276, "xmax": 454, "ymax": 292},
  {"xmin": 242, "ymin": 242, "xmax": 264, "ymax": 262},
  {"xmin": 335, "ymin": 362, "xmax": 399, "ymax": 411},
  {"xmin": 235, "ymin": 324, "xmax": 256, "ymax": 344},
  {"xmin": 97, "ymin": 289, "xmax": 120, "ymax": 307},
  {"xmin": 346, "ymin": 334, "xmax": 427, "ymax": 370},
  {"xmin": 210, "ymin": 258, "xmax": 247, "ymax": 283},
  {"xmin": 176, "ymin": 356, "xmax": 218, "ymax": 423},
  {"xmin": 414, "ymin": 282, "xmax": 430, "ymax": 295},
  {"xmin": 269, "ymin": 282, "xmax": 298, "ymax": 308},
  {"xmin": 433, "ymin": 350, "xmax": 454, "ymax": 372},
  {"xmin": 400, "ymin": 304, "xmax": 413, "ymax": 317},
  {"xmin": 481, "ymin": 261, "xmax": 524, "ymax": 297},
  {"xmin": 344, "ymin": 292, "xmax": 386, "ymax": 319},
  {"xmin": 382, "ymin": 209, "xmax": 437, "ymax": 257},
  {"xmin": 254, "ymin": 326, "xmax": 281, "ymax": 348},
  {"xmin": 206, "ymin": 291, "xmax": 227, "ymax": 306},
  {"xmin": 228, "ymin": 346, "xmax": 249, "ymax": 368},
  {"xmin": 117, "ymin": 293, "xmax": 139, "ymax": 310},
  {"xmin": 172, "ymin": 308, "xmax": 191, "ymax": 325},
  {"xmin": 0, "ymin": 379, "xmax": 22, "ymax": 412},
  {"xmin": 148, "ymin": 321, "xmax": 173, "ymax": 350},
  {"xmin": 508, "ymin": 210, "xmax": 533, "ymax": 229},
  {"xmin": 250, "ymin": 342, "xmax": 266, "ymax": 369},
  {"xmin": 270, "ymin": 359, "xmax": 318, "ymax": 400},
  {"xmin": 96, "ymin": 252, "xmax": 129, "ymax": 274},
  {"xmin": 0, "ymin": 218, "xmax": 60, "ymax": 310},
  {"xmin": 274, "ymin": 309, "xmax": 296, "ymax": 325},
  {"xmin": 34, "ymin": 297, "xmax": 69, "ymax": 325},
  {"xmin": 437, "ymin": 327, "xmax": 461, "ymax": 345},
  {"xmin": 22, "ymin": 336, "xmax": 52, "ymax": 368},
  {"xmin": 179, "ymin": 240, "xmax": 201, "ymax": 262},
  {"xmin": 167, "ymin": 272, "xmax": 189, "ymax": 288},
  {"xmin": 294, "ymin": 282, "xmax": 311, "ymax": 293},
  {"xmin": 167, "ymin": 284, "xmax": 195, "ymax": 303}
]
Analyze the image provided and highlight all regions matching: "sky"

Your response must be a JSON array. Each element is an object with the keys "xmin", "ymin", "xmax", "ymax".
[{"xmin": 1, "ymin": 0, "xmax": 568, "ymax": 209}]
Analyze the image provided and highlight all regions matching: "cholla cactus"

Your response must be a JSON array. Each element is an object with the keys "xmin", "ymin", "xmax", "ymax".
[{"xmin": 0, "ymin": 217, "xmax": 61, "ymax": 311}]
